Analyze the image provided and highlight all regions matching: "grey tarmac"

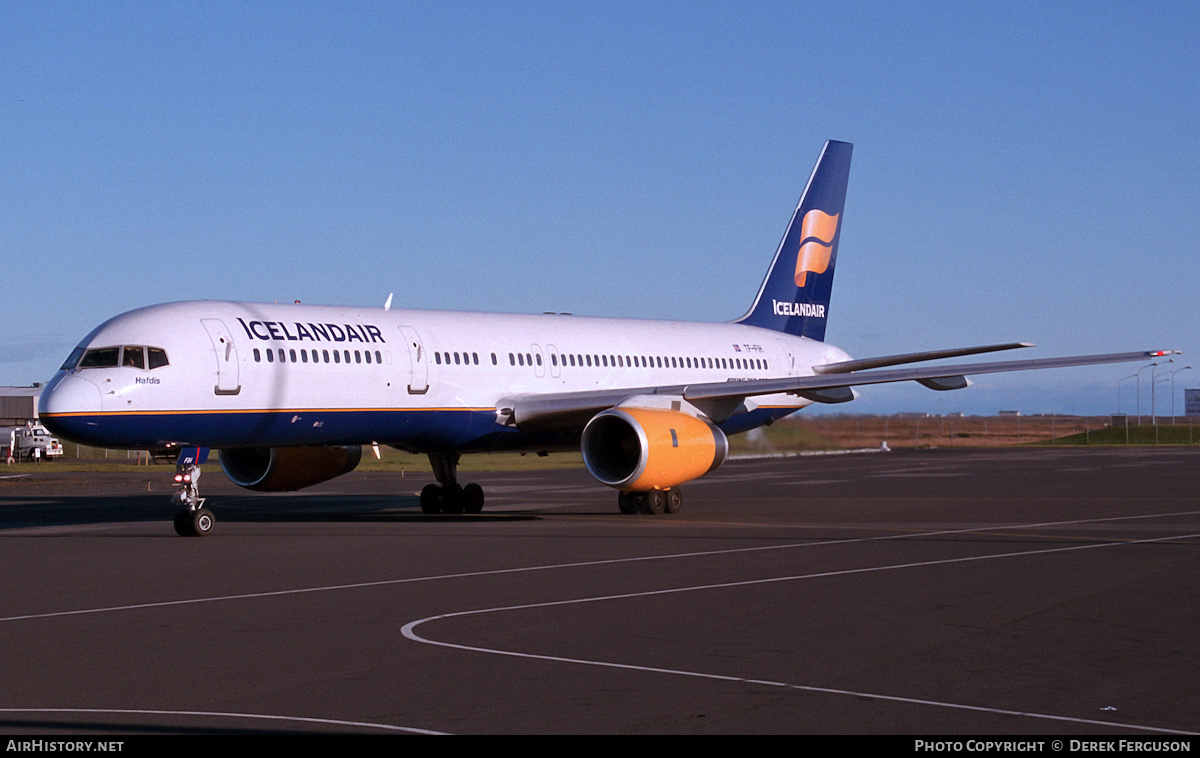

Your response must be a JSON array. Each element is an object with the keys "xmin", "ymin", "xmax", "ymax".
[{"xmin": 0, "ymin": 447, "xmax": 1197, "ymax": 735}]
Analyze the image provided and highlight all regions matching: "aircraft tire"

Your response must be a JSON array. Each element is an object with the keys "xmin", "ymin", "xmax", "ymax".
[
  {"xmin": 191, "ymin": 508, "xmax": 215, "ymax": 537},
  {"xmin": 442, "ymin": 483, "xmax": 465, "ymax": 515},
  {"xmin": 173, "ymin": 510, "xmax": 195, "ymax": 537},
  {"xmin": 664, "ymin": 488, "xmax": 683, "ymax": 514},
  {"xmin": 643, "ymin": 490, "xmax": 666, "ymax": 515},
  {"xmin": 420, "ymin": 484, "xmax": 441, "ymax": 514},
  {"xmin": 617, "ymin": 491, "xmax": 638, "ymax": 514},
  {"xmin": 463, "ymin": 483, "xmax": 484, "ymax": 514}
]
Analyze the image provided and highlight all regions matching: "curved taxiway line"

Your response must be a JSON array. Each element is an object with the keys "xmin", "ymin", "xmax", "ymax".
[
  {"xmin": 399, "ymin": 523, "xmax": 1200, "ymax": 737},
  {"xmin": 0, "ymin": 707, "xmax": 446, "ymax": 734}
]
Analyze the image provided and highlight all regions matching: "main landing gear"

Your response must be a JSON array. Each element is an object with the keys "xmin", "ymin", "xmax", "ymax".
[
  {"xmin": 419, "ymin": 452, "xmax": 485, "ymax": 515},
  {"xmin": 172, "ymin": 463, "xmax": 215, "ymax": 537},
  {"xmin": 617, "ymin": 488, "xmax": 683, "ymax": 515}
]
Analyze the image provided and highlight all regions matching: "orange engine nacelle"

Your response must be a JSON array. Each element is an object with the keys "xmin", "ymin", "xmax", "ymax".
[
  {"xmin": 581, "ymin": 408, "xmax": 728, "ymax": 491},
  {"xmin": 219, "ymin": 445, "xmax": 362, "ymax": 492}
]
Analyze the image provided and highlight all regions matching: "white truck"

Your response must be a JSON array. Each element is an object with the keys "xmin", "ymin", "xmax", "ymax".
[{"xmin": 6, "ymin": 423, "xmax": 64, "ymax": 463}]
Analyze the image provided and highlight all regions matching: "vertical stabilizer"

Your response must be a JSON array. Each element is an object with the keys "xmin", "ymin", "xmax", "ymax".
[{"xmin": 736, "ymin": 140, "xmax": 852, "ymax": 341}]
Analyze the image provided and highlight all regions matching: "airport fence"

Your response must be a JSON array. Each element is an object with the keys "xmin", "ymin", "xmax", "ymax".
[
  {"xmin": 732, "ymin": 414, "xmax": 1200, "ymax": 453},
  {"xmin": 15, "ymin": 414, "xmax": 1200, "ymax": 468}
]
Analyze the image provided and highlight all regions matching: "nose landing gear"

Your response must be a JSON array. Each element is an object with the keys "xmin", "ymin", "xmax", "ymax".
[{"xmin": 172, "ymin": 462, "xmax": 215, "ymax": 536}]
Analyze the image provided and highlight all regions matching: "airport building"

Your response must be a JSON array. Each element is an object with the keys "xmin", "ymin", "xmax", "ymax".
[
  {"xmin": 0, "ymin": 386, "xmax": 42, "ymax": 427},
  {"xmin": 1186, "ymin": 389, "xmax": 1200, "ymax": 416}
]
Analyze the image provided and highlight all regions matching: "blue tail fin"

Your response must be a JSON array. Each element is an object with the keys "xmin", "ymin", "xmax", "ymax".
[{"xmin": 736, "ymin": 140, "xmax": 852, "ymax": 341}]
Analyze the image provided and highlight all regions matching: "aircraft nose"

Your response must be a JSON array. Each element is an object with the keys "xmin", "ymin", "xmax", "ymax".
[{"xmin": 38, "ymin": 373, "xmax": 103, "ymax": 440}]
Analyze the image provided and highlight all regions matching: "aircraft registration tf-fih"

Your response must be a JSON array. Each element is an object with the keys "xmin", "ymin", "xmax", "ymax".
[{"xmin": 39, "ymin": 141, "xmax": 1177, "ymax": 536}]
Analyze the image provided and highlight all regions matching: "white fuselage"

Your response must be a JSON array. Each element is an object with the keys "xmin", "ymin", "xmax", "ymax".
[{"xmin": 39, "ymin": 300, "xmax": 850, "ymax": 453}]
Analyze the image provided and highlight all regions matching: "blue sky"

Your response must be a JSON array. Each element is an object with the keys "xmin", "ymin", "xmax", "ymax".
[{"xmin": 3, "ymin": 1, "xmax": 1197, "ymax": 416}]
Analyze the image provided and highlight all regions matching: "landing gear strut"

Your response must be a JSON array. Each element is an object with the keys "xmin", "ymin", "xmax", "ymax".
[
  {"xmin": 617, "ymin": 488, "xmax": 683, "ymax": 515},
  {"xmin": 172, "ymin": 463, "xmax": 215, "ymax": 536},
  {"xmin": 419, "ymin": 452, "xmax": 485, "ymax": 514}
]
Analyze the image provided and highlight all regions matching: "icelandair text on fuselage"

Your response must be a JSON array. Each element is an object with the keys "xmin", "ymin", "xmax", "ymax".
[
  {"xmin": 914, "ymin": 741, "xmax": 1190, "ymax": 753},
  {"xmin": 772, "ymin": 300, "xmax": 825, "ymax": 318},
  {"xmin": 7, "ymin": 742, "xmax": 123, "ymax": 752},
  {"xmin": 236, "ymin": 318, "xmax": 385, "ymax": 344}
]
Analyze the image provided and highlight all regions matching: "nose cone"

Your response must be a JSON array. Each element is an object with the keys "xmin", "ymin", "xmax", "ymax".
[{"xmin": 38, "ymin": 373, "xmax": 103, "ymax": 442}]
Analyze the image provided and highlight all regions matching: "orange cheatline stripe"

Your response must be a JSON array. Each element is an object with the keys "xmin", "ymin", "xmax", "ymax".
[{"xmin": 40, "ymin": 407, "xmax": 493, "ymax": 418}]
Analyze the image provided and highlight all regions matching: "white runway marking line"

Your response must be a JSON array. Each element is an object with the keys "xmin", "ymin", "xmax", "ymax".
[
  {"xmin": 399, "ymin": 526, "xmax": 1200, "ymax": 737},
  {"xmin": 0, "ymin": 707, "xmax": 446, "ymax": 734},
  {"xmin": 2, "ymin": 511, "xmax": 1197, "ymax": 735},
  {"xmin": 2, "ymin": 509, "xmax": 1197, "ymax": 624}
]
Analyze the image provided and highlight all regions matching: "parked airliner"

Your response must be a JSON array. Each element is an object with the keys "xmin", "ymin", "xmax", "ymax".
[{"xmin": 38, "ymin": 141, "xmax": 1174, "ymax": 536}]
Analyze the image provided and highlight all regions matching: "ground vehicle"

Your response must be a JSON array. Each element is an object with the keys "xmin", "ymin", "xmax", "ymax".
[{"xmin": 6, "ymin": 423, "xmax": 64, "ymax": 462}]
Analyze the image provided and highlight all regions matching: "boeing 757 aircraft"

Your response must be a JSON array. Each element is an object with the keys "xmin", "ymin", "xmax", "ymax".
[{"xmin": 38, "ymin": 141, "xmax": 1175, "ymax": 536}]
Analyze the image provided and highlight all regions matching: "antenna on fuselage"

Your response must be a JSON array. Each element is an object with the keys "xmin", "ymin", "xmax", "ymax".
[{"xmin": 384, "ymin": 293, "xmax": 393, "ymax": 311}]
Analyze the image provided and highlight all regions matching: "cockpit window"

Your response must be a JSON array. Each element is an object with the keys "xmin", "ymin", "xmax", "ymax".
[
  {"xmin": 72, "ymin": 345, "xmax": 169, "ymax": 370},
  {"xmin": 60, "ymin": 347, "xmax": 86, "ymax": 371},
  {"xmin": 123, "ymin": 346, "xmax": 145, "ymax": 369},
  {"xmin": 78, "ymin": 347, "xmax": 120, "ymax": 368}
]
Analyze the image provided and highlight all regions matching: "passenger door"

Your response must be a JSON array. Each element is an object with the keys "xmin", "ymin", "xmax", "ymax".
[
  {"xmin": 201, "ymin": 319, "xmax": 241, "ymax": 395},
  {"xmin": 397, "ymin": 325, "xmax": 429, "ymax": 394}
]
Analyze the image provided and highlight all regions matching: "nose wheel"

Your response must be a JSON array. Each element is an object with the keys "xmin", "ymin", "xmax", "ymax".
[{"xmin": 173, "ymin": 505, "xmax": 215, "ymax": 537}]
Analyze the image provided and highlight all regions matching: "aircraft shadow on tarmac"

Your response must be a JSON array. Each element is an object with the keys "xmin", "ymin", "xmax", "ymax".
[{"xmin": 0, "ymin": 491, "xmax": 541, "ymax": 530}]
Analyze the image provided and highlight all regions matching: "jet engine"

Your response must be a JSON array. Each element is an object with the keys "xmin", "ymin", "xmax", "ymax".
[
  {"xmin": 581, "ymin": 408, "xmax": 728, "ymax": 491},
  {"xmin": 219, "ymin": 445, "xmax": 362, "ymax": 492}
]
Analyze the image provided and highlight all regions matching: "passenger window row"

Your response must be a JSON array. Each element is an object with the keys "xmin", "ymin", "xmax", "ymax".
[
  {"xmin": 478, "ymin": 350, "xmax": 768, "ymax": 371},
  {"xmin": 550, "ymin": 353, "xmax": 767, "ymax": 372},
  {"xmin": 253, "ymin": 347, "xmax": 385, "ymax": 366},
  {"xmin": 436, "ymin": 351, "xmax": 480, "ymax": 366}
]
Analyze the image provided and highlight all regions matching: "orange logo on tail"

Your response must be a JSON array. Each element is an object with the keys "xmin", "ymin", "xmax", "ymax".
[{"xmin": 794, "ymin": 210, "xmax": 839, "ymax": 287}]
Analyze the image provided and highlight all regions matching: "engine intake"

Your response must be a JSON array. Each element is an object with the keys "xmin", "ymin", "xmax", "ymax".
[
  {"xmin": 220, "ymin": 445, "xmax": 362, "ymax": 492},
  {"xmin": 581, "ymin": 408, "xmax": 728, "ymax": 491}
]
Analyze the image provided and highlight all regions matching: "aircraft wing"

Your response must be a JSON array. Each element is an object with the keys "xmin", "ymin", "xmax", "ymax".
[{"xmin": 508, "ymin": 348, "xmax": 1178, "ymax": 427}]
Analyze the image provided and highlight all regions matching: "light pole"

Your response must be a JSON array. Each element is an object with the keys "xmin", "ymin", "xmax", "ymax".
[
  {"xmin": 1118, "ymin": 373, "xmax": 1139, "ymax": 416},
  {"xmin": 1151, "ymin": 359, "xmax": 1174, "ymax": 426},
  {"xmin": 1169, "ymin": 366, "xmax": 1193, "ymax": 424},
  {"xmin": 1135, "ymin": 362, "xmax": 1159, "ymax": 426}
]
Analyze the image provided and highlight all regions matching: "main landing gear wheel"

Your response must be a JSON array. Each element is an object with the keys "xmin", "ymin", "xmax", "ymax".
[
  {"xmin": 418, "ymin": 482, "xmax": 486, "ymax": 514},
  {"xmin": 644, "ymin": 490, "xmax": 666, "ymax": 515},
  {"xmin": 462, "ymin": 483, "xmax": 485, "ymax": 514},
  {"xmin": 419, "ymin": 453, "xmax": 486, "ymax": 515},
  {"xmin": 616, "ymin": 488, "xmax": 683, "ymax": 515},
  {"xmin": 618, "ymin": 491, "xmax": 639, "ymax": 514},
  {"xmin": 664, "ymin": 488, "xmax": 683, "ymax": 514},
  {"xmin": 420, "ymin": 484, "xmax": 441, "ymax": 514}
]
